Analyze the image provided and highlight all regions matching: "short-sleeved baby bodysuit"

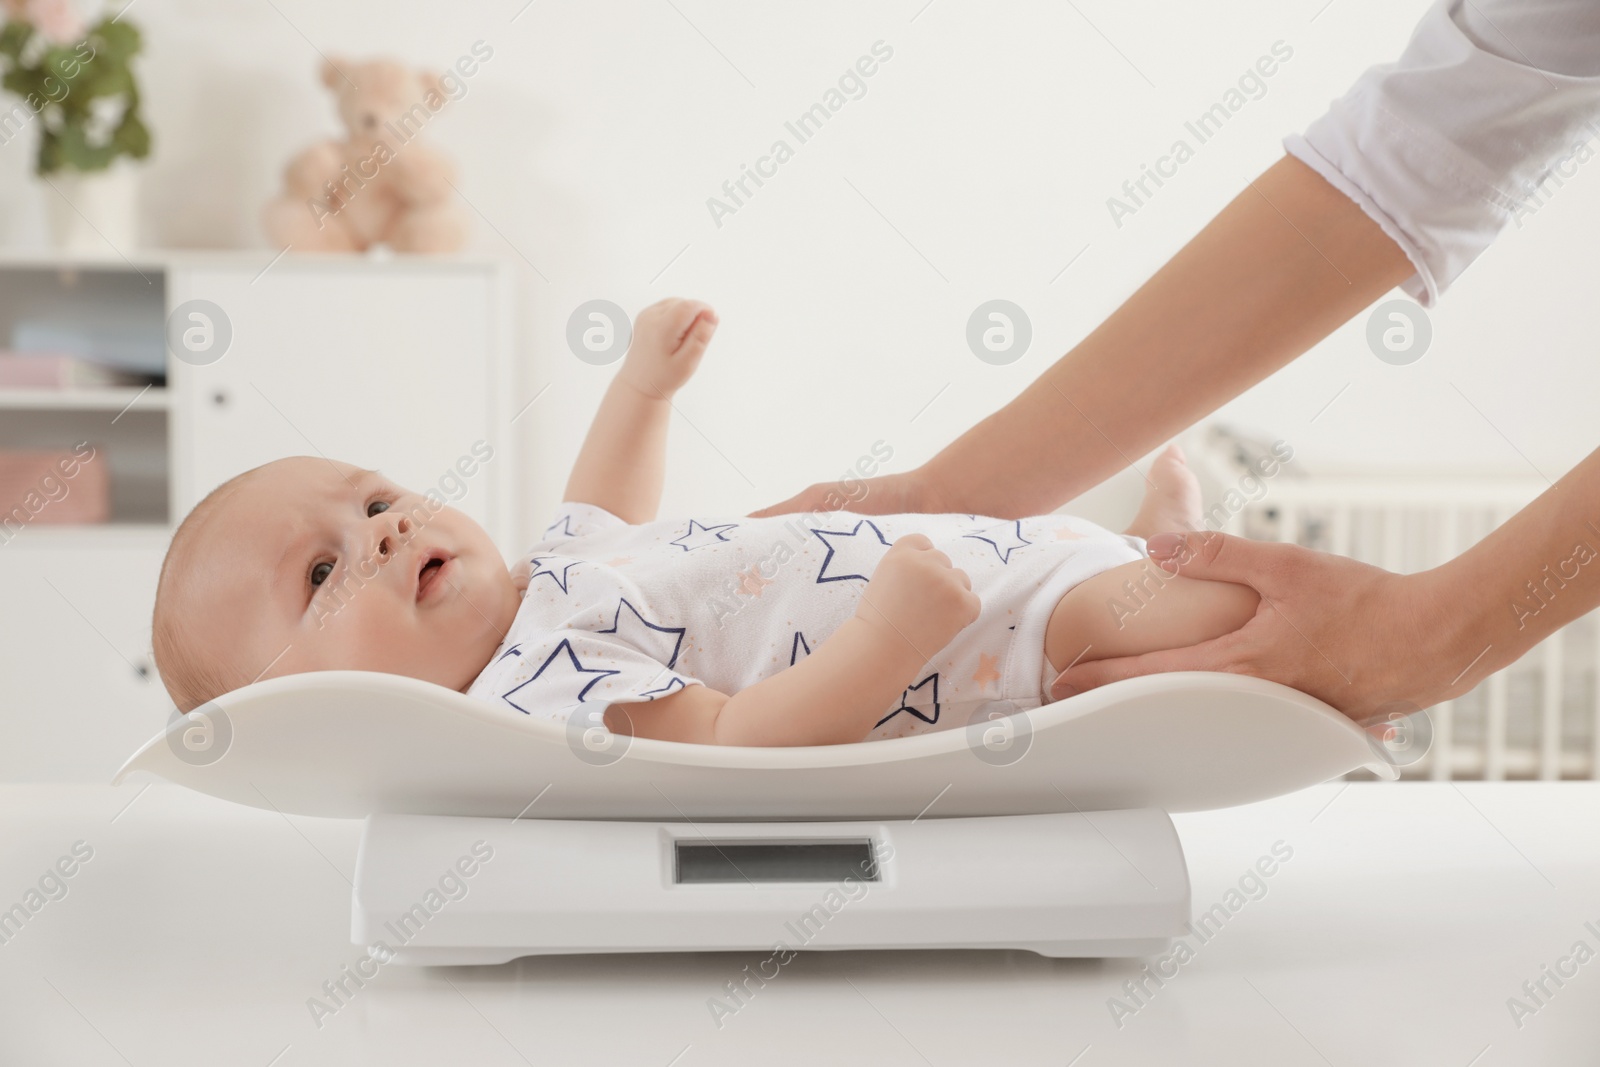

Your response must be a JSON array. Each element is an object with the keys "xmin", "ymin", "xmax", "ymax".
[{"xmin": 465, "ymin": 503, "xmax": 1146, "ymax": 741}]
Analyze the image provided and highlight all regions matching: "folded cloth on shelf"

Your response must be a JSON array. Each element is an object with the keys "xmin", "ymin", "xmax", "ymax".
[
  {"xmin": 0, "ymin": 352, "xmax": 155, "ymax": 388},
  {"xmin": 13, "ymin": 310, "xmax": 166, "ymax": 375}
]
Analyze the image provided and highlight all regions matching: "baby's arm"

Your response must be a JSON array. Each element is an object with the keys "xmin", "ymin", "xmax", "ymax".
[
  {"xmin": 604, "ymin": 616, "xmax": 926, "ymax": 746},
  {"xmin": 604, "ymin": 535, "xmax": 981, "ymax": 746},
  {"xmin": 563, "ymin": 298, "xmax": 717, "ymax": 524}
]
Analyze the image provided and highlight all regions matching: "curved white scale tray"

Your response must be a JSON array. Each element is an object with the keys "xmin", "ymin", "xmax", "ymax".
[{"xmin": 114, "ymin": 670, "xmax": 1396, "ymax": 820}]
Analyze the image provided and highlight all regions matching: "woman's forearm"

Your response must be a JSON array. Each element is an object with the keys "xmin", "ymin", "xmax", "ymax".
[
  {"xmin": 920, "ymin": 153, "xmax": 1416, "ymax": 518},
  {"xmin": 713, "ymin": 617, "xmax": 925, "ymax": 746},
  {"xmin": 1424, "ymin": 445, "xmax": 1600, "ymax": 695},
  {"xmin": 562, "ymin": 374, "xmax": 671, "ymax": 523}
]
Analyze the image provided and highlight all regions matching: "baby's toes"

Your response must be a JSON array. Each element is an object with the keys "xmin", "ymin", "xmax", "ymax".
[{"xmin": 1150, "ymin": 444, "xmax": 1197, "ymax": 495}]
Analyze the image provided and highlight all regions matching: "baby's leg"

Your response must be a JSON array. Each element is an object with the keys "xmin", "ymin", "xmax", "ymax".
[
  {"xmin": 1043, "ymin": 558, "xmax": 1259, "ymax": 676},
  {"xmin": 1124, "ymin": 444, "xmax": 1202, "ymax": 540},
  {"xmin": 1041, "ymin": 440, "xmax": 1253, "ymax": 680}
]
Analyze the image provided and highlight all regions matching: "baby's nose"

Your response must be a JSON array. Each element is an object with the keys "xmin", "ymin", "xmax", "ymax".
[{"xmin": 375, "ymin": 515, "xmax": 412, "ymax": 562}]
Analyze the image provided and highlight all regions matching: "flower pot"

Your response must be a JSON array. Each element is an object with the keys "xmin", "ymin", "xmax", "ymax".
[{"xmin": 42, "ymin": 161, "xmax": 140, "ymax": 253}]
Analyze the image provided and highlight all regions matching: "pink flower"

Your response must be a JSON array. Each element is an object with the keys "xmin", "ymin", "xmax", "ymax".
[{"xmin": 21, "ymin": 0, "xmax": 85, "ymax": 45}]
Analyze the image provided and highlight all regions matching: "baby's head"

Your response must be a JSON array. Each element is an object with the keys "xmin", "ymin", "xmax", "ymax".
[{"xmin": 151, "ymin": 456, "xmax": 522, "ymax": 712}]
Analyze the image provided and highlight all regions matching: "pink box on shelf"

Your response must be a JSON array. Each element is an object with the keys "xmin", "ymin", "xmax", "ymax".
[
  {"xmin": 0, "ymin": 352, "xmax": 151, "ymax": 388},
  {"xmin": 0, "ymin": 446, "xmax": 110, "ymax": 525}
]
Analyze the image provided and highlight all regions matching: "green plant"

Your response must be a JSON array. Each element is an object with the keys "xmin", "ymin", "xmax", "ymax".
[{"xmin": 0, "ymin": 15, "xmax": 151, "ymax": 175}]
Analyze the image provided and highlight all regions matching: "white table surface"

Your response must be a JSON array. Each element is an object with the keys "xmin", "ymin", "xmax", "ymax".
[{"xmin": 2, "ymin": 781, "xmax": 1597, "ymax": 1066}]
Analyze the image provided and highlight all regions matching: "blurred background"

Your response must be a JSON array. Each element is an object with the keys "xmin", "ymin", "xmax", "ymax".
[{"xmin": 1, "ymin": 0, "xmax": 1597, "ymax": 782}]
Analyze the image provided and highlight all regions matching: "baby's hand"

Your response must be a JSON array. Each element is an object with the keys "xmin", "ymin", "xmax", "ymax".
[
  {"xmin": 853, "ymin": 534, "xmax": 981, "ymax": 665},
  {"xmin": 621, "ymin": 297, "xmax": 718, "ymax": 398}
]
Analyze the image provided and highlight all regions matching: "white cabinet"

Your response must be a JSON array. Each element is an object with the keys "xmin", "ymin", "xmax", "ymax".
[
  {"xmin": 0, "ymin": 533, "xmax": 172, "ymax": 782},
  {"xmin": 168, "ymin": 261, "xmax": 512, "ymax": 545},
  {"xmin": 0, "ymin": 252, "xmax": 515, "ymax": 781}
]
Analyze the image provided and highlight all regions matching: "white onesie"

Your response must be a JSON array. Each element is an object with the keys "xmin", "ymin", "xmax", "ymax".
[{"xmin": 465, "ymin": 502, "xmax": 1146, "ymax": 741}]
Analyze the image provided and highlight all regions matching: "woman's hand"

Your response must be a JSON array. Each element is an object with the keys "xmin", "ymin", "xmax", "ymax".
[
  {"xmin": 620, "ymin": 297, "xmax": 717, "ymax": 399},
  {"xmin": 1050, "ymin": 530, "xmax": 1481, "ymax": 724},
  {"xmin": 749, "ymin": 467, "xmax": 945, "ymax": 519}
]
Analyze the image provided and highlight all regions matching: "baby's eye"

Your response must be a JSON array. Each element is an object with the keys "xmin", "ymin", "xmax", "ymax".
[
  {"xmin": 367, "ymin": 499, "xmax": 390, "ymax": 517},
  {"xmin": 310, "ymin": 561, "xmax": 334, "ymax": 587}
]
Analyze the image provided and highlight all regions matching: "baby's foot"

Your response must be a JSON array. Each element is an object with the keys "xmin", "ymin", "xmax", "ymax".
[{"xmin": 1125, "ymin": 444, "xmax": 1204, "ymax": 539}]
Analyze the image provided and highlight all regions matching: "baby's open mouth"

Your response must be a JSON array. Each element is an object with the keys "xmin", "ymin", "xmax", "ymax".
[{"xmin": 416, "ymin": 554, "xmax": 450, "ymax": 600}]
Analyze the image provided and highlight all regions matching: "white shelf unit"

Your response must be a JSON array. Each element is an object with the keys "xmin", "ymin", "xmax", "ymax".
[
  {"xmin": 0, "ymin": 252, "xmax": 516, "ymax": 782},
  {"xmin": 0, "ymin": 386, "xmax": 169, "ymax": 411}
]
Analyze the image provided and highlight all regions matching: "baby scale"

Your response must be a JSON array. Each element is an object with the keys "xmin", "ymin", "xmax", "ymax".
[{"xmin": 116, "ymin": 671, "xmax": 1399, "ymax": 962}]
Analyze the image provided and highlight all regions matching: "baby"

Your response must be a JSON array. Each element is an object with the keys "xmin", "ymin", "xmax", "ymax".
[{"xmin": 151, "ymin": 298, "xmax": 1258, "ymax": 746}]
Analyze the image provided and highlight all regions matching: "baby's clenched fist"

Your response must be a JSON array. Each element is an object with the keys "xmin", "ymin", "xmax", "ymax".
[
  {"xmin": 853, "ymin": 534, "xmax": 982, "ymax": 665},
  {"xmin": 621, "ymin": 297, "xmax": 718, "ymax": 398}
]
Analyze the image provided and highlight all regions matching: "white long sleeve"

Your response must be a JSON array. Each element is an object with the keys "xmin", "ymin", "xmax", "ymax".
[{"xmin": 1285, "ymin": 0, "xmax": 1600, "ymax": 306}]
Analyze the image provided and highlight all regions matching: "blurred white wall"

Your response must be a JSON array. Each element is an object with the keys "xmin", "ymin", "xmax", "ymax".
[{"xmin": 1, "ymin": 0, "xmax": 1595, "ymax": 541}]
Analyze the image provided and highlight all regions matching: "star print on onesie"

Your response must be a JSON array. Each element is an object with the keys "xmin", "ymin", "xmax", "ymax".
[
  {"xmin": 671, "ymin": 519, "xmax": 738, "ymax": 552},
  {"xmin": 972, "ymin": 652, "xmax": 1002, "ymax": 688},
  {"xmin": 963, "ymin": 519, "xmax": 1032, "ymax": 564},
  {"xmin": 502, "ymin": 638, "xmax": 619, "ymax": 714},
  {"xmin": 810, "ymin": 519, "xmax": 891, "ymax": 583},
  {"xmin": 544, "ymin": 514, "xmax": 579, "ymax": 539},
  {"xmin": 874, "ymin": 672, "xmax": 941, "ymax": 732},
  {"xmin": 528, "ymin": 555, "xmax": 579, "ymax": 594},
  {"xmin": 466, "ymin": 499, "xmax": 1150, "ymax": 740},
  {"xmin": 597, "ymin": 597, "xmax": 686, "ymax": 668}
]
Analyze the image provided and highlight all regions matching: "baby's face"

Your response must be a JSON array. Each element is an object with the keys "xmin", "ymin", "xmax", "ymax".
[{"xmin": 183, "ymin": 457, "xmax": 523, "ymax": 693}]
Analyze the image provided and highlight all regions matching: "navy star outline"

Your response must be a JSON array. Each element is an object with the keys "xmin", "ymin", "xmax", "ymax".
[
  {"xmin": 528, "ymin": 555, "xmax": 580, "ymax": 594},
  {"xmin": 639, "ymin": 675, "xmax": 690, "ymax": 698},
  {"xmin": 790, "ymin": 631, "xmax": 811, "ymax": 666},
  {"xmin": 874, "ymin": 672, "xmax": 941, "ymax": 729},
  {"xmin": 810, "ymin": 519, "xmax": 891, "ymax": 583},
  {"xmin": 500, "ymin": 638, "xmax": 620, "ymax": 715},
  {"xmin": 544, "ymin": 514, "xmax": 578, "ymax": 539},
  {"xmin": 962, "ymin": 518, "xmax": 1033, "ymax": 564},
  {"xmin": 670, "ymin": 519, "xmax": 740, "ymax": 552},
  {"xmin": 597, "ymin": 597, "xmax": 686, "ymax": 669}
]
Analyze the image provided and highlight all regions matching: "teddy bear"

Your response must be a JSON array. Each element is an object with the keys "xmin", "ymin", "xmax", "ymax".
[{"xmin": 262, "ymin": 56, "xmax": 468, "ymax": 253}]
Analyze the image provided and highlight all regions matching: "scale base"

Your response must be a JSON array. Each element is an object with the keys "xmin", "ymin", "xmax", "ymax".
[
  {"xmin": 353, "ymin": 810, "xmax": 1192, "ymax": 963},
  {"xmin": 380, "ymin": 937, "xmax": 1184, "ymax": 967}
]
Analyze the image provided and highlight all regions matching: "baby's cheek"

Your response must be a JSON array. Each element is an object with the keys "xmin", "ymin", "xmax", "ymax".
[{"xmin": 335, "ymin": 611, "xmax": 412, "ymax": 671}]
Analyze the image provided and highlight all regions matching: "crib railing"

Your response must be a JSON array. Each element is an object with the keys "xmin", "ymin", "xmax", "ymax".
[{"xmin": 1222, "ymin": 475, "xmax": 1593, "ymax": 781}]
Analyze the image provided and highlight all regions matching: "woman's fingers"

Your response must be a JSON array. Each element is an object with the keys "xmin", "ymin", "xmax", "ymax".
[
  {"xmin": 747, "ymin": 485, "xmax": 828, "ymax": 518},
  {"xmin": 1047, "ymin": 537, "xmax": 1460, "ymax": 725},
  {"xmin": 1050, "ymin": 637, "xmax": 1241, "ymax": 700},
  {"xmin": 1147, "ymin": 530, "xmax": 1299, "ymax": 586},
  {"xmin": 749, "ymin": 470, "xmax": 931, "ymax": 519}
]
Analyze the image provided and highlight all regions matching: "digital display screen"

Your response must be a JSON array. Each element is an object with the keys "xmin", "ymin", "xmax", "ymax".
[{"xmin": 674, "ymin": 839, "xmax": 880, "ymax": 884}]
